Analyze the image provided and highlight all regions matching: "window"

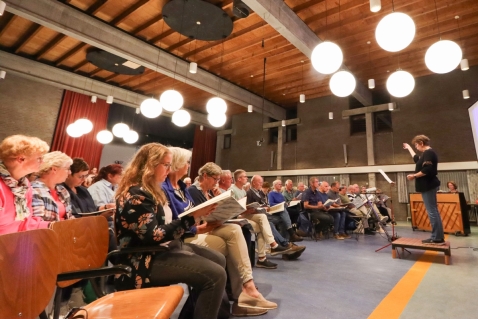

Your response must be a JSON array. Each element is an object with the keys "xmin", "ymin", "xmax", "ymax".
[
  {"xmin": 286, "ymin": 124, "xmax": 297, "ymax": 142},
  {"xmin": 269, "ymin": 127, "xmax": 278, "ymax": 144},
  {"xmin": 350, "ymin": 114, "xmax": 366, "ymax": 135},
  {"xmin": 374, "ymin": 111, "xmax": 392, "ymax": 133},
  {"xmin": 223, "ymin": 134, "xmax": 231, "ymax": 149}
]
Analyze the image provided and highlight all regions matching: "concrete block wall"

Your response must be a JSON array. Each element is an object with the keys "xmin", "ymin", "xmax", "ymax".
[{"xmin": 0, "ymin": 73, "xmax": 63, "ymax": 144}]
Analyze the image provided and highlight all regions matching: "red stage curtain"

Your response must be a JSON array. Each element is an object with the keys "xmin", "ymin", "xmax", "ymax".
[
  {"xmin": 51, "ymin": 90, "xmax": 110, "ymax": 169},
  {"xmin": 190, "ymin": 125, "xmax": 217, "ymax": 180}
]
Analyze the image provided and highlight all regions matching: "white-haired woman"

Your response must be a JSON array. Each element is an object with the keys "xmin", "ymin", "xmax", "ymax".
[
  {"xmin": 0, "ymin": 135, "xmax": 50, "ymax": 234},
  {"xmin": 31, "ymin": 151, "xmax": 73, "ymax": 221},
  {"xmin": 163, "ymin": 148, "xmax": 276, "ymax": 316}
]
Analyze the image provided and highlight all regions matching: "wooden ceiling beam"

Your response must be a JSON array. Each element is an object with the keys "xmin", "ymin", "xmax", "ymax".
[
  {"xmin": 13, "ymin": 24, "xmax": 43, "ymax": 54},
  {"xmin": 54, "ymin": 42, "xmax": 88, "ymax": 66},
  {"xmin": 119, "ymin": 69, "xmax": 154, "ymax": 86},
  {"xmin": 35, "ymin": 34, "xmax": 67, "ymax": 60},
  {"xmin": 86, "ymin": 0, "xmax": 109, "ymax": 15},
  {"xmin": 109, "ymin": 0, "xmax": 150, "ymax": 26},
  {"xmin": 131, "ymin": 13, "xmax": 162, "ymax": 35},
  {"xmin": 72, "ymin": 60, "xmax": 89, "ymax": 72},
  {"xmin": 243, "ymin": 0, "xmax": 372, "ymax": 106}
]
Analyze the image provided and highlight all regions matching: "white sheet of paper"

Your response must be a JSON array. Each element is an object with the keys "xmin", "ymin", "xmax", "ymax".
[{"xmin": 378, "ymin": 169, "xmax": 394, "ymax": 184}]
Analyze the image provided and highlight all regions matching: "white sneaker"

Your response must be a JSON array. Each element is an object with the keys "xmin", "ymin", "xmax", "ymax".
[{"xmin": 380, "ymin": 215, "xmax": 389, "ymax": 223}]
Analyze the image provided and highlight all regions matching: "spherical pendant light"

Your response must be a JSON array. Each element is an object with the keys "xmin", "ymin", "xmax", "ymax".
[
  {"xmin": 96, "ymin": 130, "xmax": 113, "ymax": 144},
  {"xmin": 329, "ymin": 71, "xmax": 356, "ymax": 97},
  {"xmin": 311, "ymin": 42, "xmax": 343, "ymax": 75},
  {"xmin": 75, "ymin": 118, "xmax": 93, "ymax": 134},
  {"xmin": 160, "ymin": 90, "xmax": 184, "ymax": 112},
  {"xmin": 140, "ymin": 98, "xmax": 162, "ymax": 118},
  {"xmin": 386, "ymin": 70, "xmax": 415, "ymax": 98},
  {"xmin": 425, "ymin": 40, "xmax": 462, "ymax": 74},
  {"xmin": 66, "ymin": 123, "xmax": 83, "ymax": 138},
  {"xmin": 172, "ymin": 109, "xmax": 191, "ymax": 127},
  {"xmin": 375, "ymin": 12, "xmax": 415, "ymax": 52},
  {"xmin": 207, "ymin": 113, "xmax": 227, "ymax": 127},
  {"xmin": 206, "ymin": 97, "xmax": 227, "ymax": 114},
  {"xmin": 123, "ymin": 130, "xmax": 139, "ymax": 144},
  {"xmin": 112, "ymin": 123, "xmax": 130, "ymax": 138}
]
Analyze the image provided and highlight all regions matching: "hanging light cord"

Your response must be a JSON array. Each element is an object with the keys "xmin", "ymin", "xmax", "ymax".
[
  {"xmin": 391, "ymin": 0, "xmax": 395, "ymax": 12},
  {"xmin": 433, "ymin": 0, "xmax": 442, "ymax": 39},
  {"xmin": 261, "ymin": 57, "xmax": 267, "ymax": 141}
]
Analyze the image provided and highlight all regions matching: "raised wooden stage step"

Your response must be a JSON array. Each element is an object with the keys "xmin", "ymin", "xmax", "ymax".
[{"xmin": 391, "ymin": 237, "xmax": 451, "ymax": 265}]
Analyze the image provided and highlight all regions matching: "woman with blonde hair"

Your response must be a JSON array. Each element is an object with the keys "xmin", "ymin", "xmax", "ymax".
[
  {"xmin": 31, "ymin": 151, "xmax": 73, "ymax": 221},
  {"xmin": 0, "ymin": 135, "xmax": 50, "ymax": 234},
  {"xmin": 164, "ymin": 148, "xmax": 276, "ymax": 317},
  {"xmin": 115, "ymin": 143, "xmax": 227, "ymax": 319}
]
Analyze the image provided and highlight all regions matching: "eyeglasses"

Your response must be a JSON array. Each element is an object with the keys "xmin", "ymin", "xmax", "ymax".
[
  {"xmin": 207, "ymin": 175, "xmax": 220, "ymax": 182},
  {"xmin": 65, "ymin": 307, "xmax": 88, "ymax": 319},
  {"xmin": 78, "ymin": 174, "xmax": 89, "ymax": 179},
  {"xmin": 160, "ymin": 163, "xmax": 172, "ymax": 169}
]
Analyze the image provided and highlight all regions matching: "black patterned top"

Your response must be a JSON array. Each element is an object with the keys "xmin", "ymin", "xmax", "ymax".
[{"xmin": 114, "ymin": 185, "xmax": 195, "ymax": 290}]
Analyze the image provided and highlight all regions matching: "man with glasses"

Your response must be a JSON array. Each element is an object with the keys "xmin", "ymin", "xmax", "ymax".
[{"xmin": 230, "ymin": 169, "xmax": 291, "ymax": 269}]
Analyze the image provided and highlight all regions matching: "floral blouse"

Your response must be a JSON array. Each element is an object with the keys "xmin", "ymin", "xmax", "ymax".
[{"xmin": 114, "ymin": 185, "xmax": 195, "ymax": 291}]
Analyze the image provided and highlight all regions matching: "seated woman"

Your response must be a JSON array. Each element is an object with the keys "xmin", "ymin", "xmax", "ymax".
[
  {"xmin": 0, "ymin": 135, "xmax": 50, "ymax": 234},
  {"xmin": 447, "ymin": 181, "xmax": 458, "ymax": 193},
  {"xmin": 115, "ymin": 143, "xmax": 227, "ymax": 319},
  {"xmin": 63, "ymin": 158, "xmax": 116, "ymax": 251},
  {"xmin": 163, "ymin": 147, "xmax": 276, "ymax": 316},
  {"xmin": 31, "ymin": 151, "xmax": 73, "ymax": 221},
  {"xmin": 88, "ymin": 164, "xmax": 122, "ymax": 209}
]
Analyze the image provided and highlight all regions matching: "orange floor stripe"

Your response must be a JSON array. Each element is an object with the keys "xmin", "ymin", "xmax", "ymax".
[{"xmin": 367, "ymin": 235, "xmax": 448, "ymax": 319}]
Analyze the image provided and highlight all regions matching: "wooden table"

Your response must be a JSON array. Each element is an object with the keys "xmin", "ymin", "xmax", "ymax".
[{"xmin": 391, "ymin": 237, "xmax": 451, "ymax": 265}]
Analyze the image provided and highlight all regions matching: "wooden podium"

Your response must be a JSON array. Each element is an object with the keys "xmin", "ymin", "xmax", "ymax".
[{"xmin": 409, "ymin": 192, "xmax": 470, "ymax": 236}]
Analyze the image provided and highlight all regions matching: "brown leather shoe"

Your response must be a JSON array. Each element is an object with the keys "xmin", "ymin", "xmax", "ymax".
[
  {"xmin": 232, "ymin": 302, "xmax": 268, "ymax": 317},
  {"xmin": 289, "ymin": 232, "xmax": 303, "ymax": 242},
  {"xmin": 282, "ymin": 243, "xmax": 306, "ymax": 260},
  {"xmin": 339, "ymin": 233, "xmax": 352, "ymax": 239},
  {"xmin": 296, "ymin": 229, "xmax": 308, "ymax": 237}
]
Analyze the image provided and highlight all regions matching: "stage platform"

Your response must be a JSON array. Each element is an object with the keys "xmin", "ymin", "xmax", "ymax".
[{"xmin": 391, "ymin": 237, "xmax": 451, "ymax": 265}]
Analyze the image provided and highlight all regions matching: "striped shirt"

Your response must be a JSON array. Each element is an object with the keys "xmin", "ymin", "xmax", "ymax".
[{"xmin": 31, "ymin": 181, "xmax": 73, "ymax": 221}]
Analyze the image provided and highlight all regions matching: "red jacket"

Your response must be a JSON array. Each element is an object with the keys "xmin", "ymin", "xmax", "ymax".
[{"xmin": 0, "ymin": 178, "xmax": 49, "ymax": 235}]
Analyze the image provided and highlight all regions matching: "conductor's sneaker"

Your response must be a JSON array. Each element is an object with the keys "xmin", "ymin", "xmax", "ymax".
[
  {"xmin": 270, "ymin": 244, "xmax": 292, "ymax": 256},
  {"xmin": 421, "ymin": 238, "xmax": 433, "ymax": 244},
  {"xmin": 256, "ymin": 259, "xmax": 277, "ymax": 269}
]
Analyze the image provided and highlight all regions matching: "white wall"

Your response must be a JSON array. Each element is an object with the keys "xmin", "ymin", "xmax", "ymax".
[{"xmin": 99, "ymin": 143, "xmax": 138, "ymax": 168}]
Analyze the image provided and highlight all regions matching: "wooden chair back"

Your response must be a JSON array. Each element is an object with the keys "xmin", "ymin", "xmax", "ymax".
[
  {"xmin": 0, "ymin": 229, "xmax": 59, "ymax": 319},
  {"xmin": 51, "ymin": 216, "xmax": 109, "ymax": 287}
]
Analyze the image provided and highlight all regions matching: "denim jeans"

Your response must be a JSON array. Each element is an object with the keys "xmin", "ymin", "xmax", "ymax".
[
  {"xmin": 269, "ymin": 221, "xmax": 289, "ymax": 246},
  {"xmin": 421, "ymin": 187, "xmax": 444, "ymax": 241},
  {"xmin": 328, "ymin": 210, "xmax": 346, "ymax": 234}
]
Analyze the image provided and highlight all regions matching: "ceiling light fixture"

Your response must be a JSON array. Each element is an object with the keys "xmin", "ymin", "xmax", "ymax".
[
  {"xmin": 375, "ymin": 0, "xmax": 415, "ymax": 53},
  {"xmin": 96, "ymin": 130, "xmax": 113, "ymax": 144},
  {"xmin": 248, "ymin": 104, "xmax": 253, "ymax": 112},
  {"xmin": 386, "ymin": 70, "xmax": 415, "ymax": 97},
  {"xmin": 311, "ymin": 0, "xmax": 343, "ymax": 74},
  {"xmin": 281, "ymin": 120, "xmax": 286, "ymax": 127},
  {"xmin": 112, "ymin": 123, "xmax": 129, "ymax": 138},
  {"xmin": 66, "ymin": 123, "xmax": 83, "ymax": 138},
  {"xmin": 160, "ymin": 89, "xmax": 184, "ymax": 112},
  {"xmin": 463, "ymin": 89, "xmax": 470, "ymax": 100},
  {"xmin": 123, "ymin": 130, "xmax": 139, "ymax": 144},
  {"xmin": 425, "ymin": 1, "xmax": 462, "ymax": 74},
  {"xmin": 461, "ymin": 59, "xmax": 469, "ymax": 71},
  {"xmin": 75, "ymin": 118, "xmax": 93, "ymax": 134},
  {"xmin": 172, "ymin": 109, "xmax": 191, "ymax": 127},
  {"xmin": 189, "ymin": 62, "xmax": 197, "ymax": 74},
  {"xmin": 370, "ymin": 0, "xmax": 381, "ymax": 12},
  {"xmin": 388, "ymin": 102, "xmax": 394, "ymax": 111},
  {"xmin": 0, "ymin": 1, "xmax": 6, "ymax": 16},
  {"xmin": 90, "ymin": 95, "xmax": 97, "ymax": 103},
  {"xmin": 106, "ymin": 95, "xmax": 114, "ymax": 104},
  {"xmin": 329, "ymin": 112, "xmax": 333, "ymax": 120},
  {"xmin": 140, "ymin": 98, "xmax": 162, "ymax": 118},
  {"xmin": 330, "ymin": 71, "xmax": 356, "ymax": 97},
  {"xmin": 208, "ymin": 113, "xmax": 226, "ymax": 127}
]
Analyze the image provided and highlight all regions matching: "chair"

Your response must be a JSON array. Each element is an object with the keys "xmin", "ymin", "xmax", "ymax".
[
  {"xmin": 51, "ymin": 216, "xmax": 184, "ymax": 319},
  {"xmin": 0, "ymin": 229, "xmax": 59, "ymax": 319}
]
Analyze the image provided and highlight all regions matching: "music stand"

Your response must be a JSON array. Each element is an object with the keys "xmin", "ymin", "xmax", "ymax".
[{"xmin": 374, "ymin": 169, "xmax": 405, "ymax": 253}]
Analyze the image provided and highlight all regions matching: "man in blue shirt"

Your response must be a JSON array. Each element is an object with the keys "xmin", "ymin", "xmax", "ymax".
[
  {"xmin": 303, "ymin": 177, "xmax": 334, "ymax": 240},
  {"xmin": 268, "ymin": 179, "xmax": 303, "ymax": 242}
]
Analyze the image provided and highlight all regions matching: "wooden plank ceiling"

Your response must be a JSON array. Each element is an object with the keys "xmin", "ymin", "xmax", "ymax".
[{"xmin": 0, "ymin": 0, "xmax": 477, "ymax": 114}]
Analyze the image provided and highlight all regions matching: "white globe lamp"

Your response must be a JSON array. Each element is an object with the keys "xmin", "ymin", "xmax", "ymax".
[
  {"xmin": 96, "ymin": 130, "xmax": 113, "ymax": 144},
  {"xmin": 206, "ymin": 97, "xmax": 227, "ymax": 114},
  {"xmin": 172, "ymin": 109, "xmax": 191, "ymax": 127},
  {"xmin": 123, "ymin": 130, "xmax": 139, "ymax": 144},
  {"xmin": 207, "ymin": 113, "xmax": 227, "ymax": 127},
  {"xmin": 375, "ymin": 12, "xmax": 415, "ymax": 52},
  {"xmin": 140, "ymin": 98, "xmax": 162, "ymax": 118},
  {"xmin": 66, "ymin": 123, "xmax": 83, "ymax": 138},
  {"xmin": 75, "ymin": 118, "xmax": 93, "ymax": 134},
  {"xmin": 160, "ymin": 90, "xmax": 184, "ymax": 112},
  {"xmin": 329, "ymin": 71, "xmax": 356, "ymax": 97},
  {"xmin": 112, "ymin": 123, "xmax": 129, "ymax": 138},
  {"xmin": 386, "ymin": 70, "xmax": 415, "ymax": 98},
  {"xmin": 425, "ymin": 40, "xmax": 462, "ymax": 74},
  {"xmin": 311, "ymin": 42, "xmax": 343, "ymax": 75}
]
